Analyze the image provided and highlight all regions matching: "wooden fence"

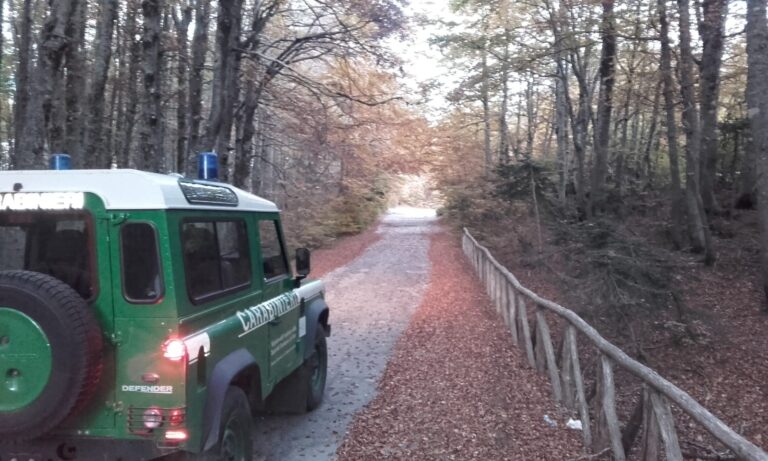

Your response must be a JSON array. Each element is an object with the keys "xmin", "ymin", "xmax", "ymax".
[{"xmin": 462, "ymin": 228, "xmax": 768, "ymax": 461}]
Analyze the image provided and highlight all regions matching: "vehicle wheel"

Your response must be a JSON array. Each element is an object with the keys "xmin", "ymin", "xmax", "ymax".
[
  {"xmin": 0, "ymin": 270, "xmax": 103, "ymax": 441},
  {"xmin": 305, "ymin": 327, "xmax": 327, "ymax": 411},
  {"xmin": 208, "ymin": 386, "xmax": 253, "ymax": 461}
]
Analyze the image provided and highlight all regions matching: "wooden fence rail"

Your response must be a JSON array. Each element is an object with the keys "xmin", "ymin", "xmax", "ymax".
[{"xmin": 461, "ymin": 228, "xmax": 768, "ymax": 461}]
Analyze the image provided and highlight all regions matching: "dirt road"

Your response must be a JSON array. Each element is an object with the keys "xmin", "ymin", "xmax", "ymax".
[{"xmin": 252, "ymin": 207, "xmax": 438, "ymax": 461}]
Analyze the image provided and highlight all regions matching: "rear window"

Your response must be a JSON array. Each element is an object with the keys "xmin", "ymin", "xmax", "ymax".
[
  {"xmin": 0, "ymin": 211, "xmax": 95, "ymax": 299},
  {"xmin": 121, "ymin": 223, "xmax": 163, "ymax": 303},
  {"xmin": 182, "ymin": 219, "xmax": 251, "ymax": 302}
]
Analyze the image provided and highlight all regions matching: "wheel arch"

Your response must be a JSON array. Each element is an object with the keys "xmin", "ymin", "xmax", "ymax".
[
  {"xmin": 201, "ymin": 348, "xmax": 262, "ymax": 451},
  {"xmin": 303, "ymin": 296, "xmax": 330, "ymax": 360}
]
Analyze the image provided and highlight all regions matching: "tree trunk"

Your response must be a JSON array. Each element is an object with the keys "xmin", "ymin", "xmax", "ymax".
[
  {"xmin": 698, "ymin": 0, "xmax": 728, "ymax": 214},
  {"xmin": 481, "ymin": 35, "xmax": 492, "ymax": 173},
  {"xmin": 525, "ymin": 76, "xmax": 538, "ymax": 157},
  {"xmin": 555, "ymin": 64, "xmax": 570, "ymax": 207},
  {"xmin": 0, "ymin": 0, "xmax": 4, "ymax": 163},
  {"xmin": 590, "ymin": 0, "xmax": 617, "ymax": 216},
  {"xmin": 729, "ymin": 129, "xmax": 740, "ymax": 187},
  {"xmin": 18, "ymin": 0, "xmax": 77, "ymax": 169},
  {"xmin": 106, "ymin": 33, "xmax": 120, "ymax": 165},
  {"xmin": 201, "ymin": 0, "xmax": 244, "ymax": 182},
  {"xmin": 173, "ymin": 2, "xmax": 192, "ymax": 174},
  {"xmin": 659, "ymin": 0, "xmax": 686, "ymax": 248},
  {"xmin": 233, "ymin": 76, "xmax": 259, "ymax": 189},
  {"xmin": 549, "ymin": 2, "xmax": 572, "ymax": 207},
  {"xmin": 641, "ymin": 82, "xmax": 662, "ymax": 190},
  {"xmin": 616, "ymin": 45, "xmax": 640, "ymax": 208},
  {"xmin": 498, "ymin": 0, "xmax": 511, "ymax": 165},
  {"xmin": 84, "ymin": 0, "xmax": 118, "ymax": 168},
  {"xmin": 567, "ymin": 41, "xmax": 594, "ymax": 217},
  {"xmin": 738, "ymin": 133, "xmax": 758, "ymax": 208},
  {"xmin": 119, "ymin": 0, "xmax": 141, "ymax": 168},
  {"xmin": 12, "ymin": 0, "xmax": 33, "ymax": 168},
  {"xmin": 677, "ymin": 0, "xmax": 716, "ymax": 264},
  {"xmin": 63, "ymin": 0, "xmax": 86, "ymax": 166},
  {"xmin": 746, "ymin": 0, "xmax": 768, "ymax": 306},
  {"xmin": 514, "ymin": 94, "xmax": 523, "ymax": 156},
  {"xmin": 498, "ymin": 41, "xmax": 511, "ymax": 164},
  {"xmin": 138, "ymin": 0, "xmax": 164, "ymax": 172},
  {"xmin": 187, "ymin": 0, "xmax": 209, "ymax": 175}
]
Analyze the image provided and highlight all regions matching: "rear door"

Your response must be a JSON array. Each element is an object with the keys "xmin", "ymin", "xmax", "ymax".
[{"xmin": 108, "ymin": 213, "xmax": 186, "ymax": 437}]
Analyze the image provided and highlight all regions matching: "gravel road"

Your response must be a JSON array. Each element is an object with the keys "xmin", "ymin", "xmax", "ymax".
[{"xmin": 252, "ymin": 207, "xmax": 438, "ymax": 461}]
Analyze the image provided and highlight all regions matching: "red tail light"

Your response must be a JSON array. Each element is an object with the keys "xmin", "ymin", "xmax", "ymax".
[
  {"xmin": 169, "ymin": 408, "xmax": 184, "ymax": 426},
  {"xmin": 162, "ymin": 338, "xmax": 187, "ymax": 361}
]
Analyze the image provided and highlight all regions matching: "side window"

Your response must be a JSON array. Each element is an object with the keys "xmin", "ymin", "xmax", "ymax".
[
  {"xmin": 121, "ymin": 223, "xmax": 163, "ymax": 303},
  {"xmin": 258, "ymin": 220, "xmax": 288, "ymax": 280},
  {"xmin": 182, "ymin": 219, "xmax": 251, "ymax": 302},
  {"xmin": 215, "ymin": 221, "xmax": 251, "ymax": 287}
]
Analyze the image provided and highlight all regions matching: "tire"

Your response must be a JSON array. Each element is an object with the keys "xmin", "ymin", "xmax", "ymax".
[
  {"xmin": 207, "ymin": 386, "xmax": 253, "ymax": 461},
  {"xmin": 305, "ymin": 327, "xmax": 328, "ymax": 411},
  {"xmin": 0, "ymin": 270, "xmax": 103, "ymax": 440}
]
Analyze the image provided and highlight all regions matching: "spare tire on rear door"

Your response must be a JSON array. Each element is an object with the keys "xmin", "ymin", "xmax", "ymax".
[{"xmin": 0, "ymin": 270, "xmax": 103, "ymax": 440}]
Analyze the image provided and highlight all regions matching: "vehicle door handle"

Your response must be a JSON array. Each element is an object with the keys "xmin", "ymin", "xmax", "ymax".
[{"xmin": 269, "ymin": 318, "xmax": 281, "ymax": 326}]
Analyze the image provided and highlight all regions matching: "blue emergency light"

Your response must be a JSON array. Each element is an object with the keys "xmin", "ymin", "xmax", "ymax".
[
  {"xmin": 50, "ymin": 153, "xmax": 71, "ymax": 170},
  {"xmin": 198, "ymin": 152, "xmax": 218, "ymax": 180}
]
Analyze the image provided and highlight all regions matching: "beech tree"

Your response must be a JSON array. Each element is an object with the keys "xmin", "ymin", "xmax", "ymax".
[
  {"xmin": 11, "ymin": 0, "xmax": 33, "ymax": 168},
  {"xmin": 677, "ymin": 0, "xmax": 715, "ymax": 263},
  {"xmin": 434, "ymin": 0, "xmax": 744, "ymax": 271},
  {"xmin": 658, "ymin": 0, "xmax": 685, "ymax": 248},
  {"xmin": 747, "ymin": 0, "xmax": 768, "ymax": 304},
  {"xmin": 172, "ymin": 0, "xmax": 193, "ymax": 174},
  {"xmin": 17, "ymin": 0, "xmax": 77, "ymax": 169},
  {"xmin": 84, "ymin": 0, "xmax": 118, "ymax": 168},
  {"xmin": 589, "ymin": 0, "xmax": 617, "ymax": 216},
  {"xmin": 698, "ymin": 0, "xmax": 728, "ymax": 214},
  {"xmin": 137, "ymin": 0, "xmax": 164, "ymax": 171},
  {"xmin": 200, "ymin": 0, "xmax": 243, "ymax": 179},
  {"xmin": 187, "ymin": 0, "xmax": 210, "ymax": 175}
]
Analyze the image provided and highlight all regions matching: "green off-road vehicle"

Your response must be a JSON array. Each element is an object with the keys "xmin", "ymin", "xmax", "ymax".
[{"xmin": 0, "ymin": 159, "xmax": 330, "ymax": 460}]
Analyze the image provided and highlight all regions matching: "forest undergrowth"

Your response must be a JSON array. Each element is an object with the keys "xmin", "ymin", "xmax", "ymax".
[{"xmin": 441, "ymin": 164, "xmax": 768, "ymax": 455}]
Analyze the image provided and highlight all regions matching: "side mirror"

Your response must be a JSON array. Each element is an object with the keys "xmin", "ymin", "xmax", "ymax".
[{"xmin": 295, "ymin": 248, "xmax": 311, "ymax": 279}]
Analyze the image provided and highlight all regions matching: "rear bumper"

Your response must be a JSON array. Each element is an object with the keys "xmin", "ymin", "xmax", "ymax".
[{"xmin": 0, "ymin": 437, "xmax": 174, "ymax": 461}]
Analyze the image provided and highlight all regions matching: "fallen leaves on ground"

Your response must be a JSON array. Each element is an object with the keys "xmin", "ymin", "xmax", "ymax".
[
  {"xmin": 311, "ymin": 225, "xmax": 382, "ymax": 278},
  {"xmin": 336, "ymin": 228, "xmax": 582, "ymax": 460},
  {"xmin": 484, "ymin": 210, "xmax": 768, "ymax": 455}
]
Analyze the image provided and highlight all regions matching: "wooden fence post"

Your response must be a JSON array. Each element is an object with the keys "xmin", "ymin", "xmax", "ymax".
[
  {"xmin": 485, "ymin": 258, "xmax": 491, "ymax": 294},
  {"xmin": 517, "ymin": 296, "xmax": 536, "ymax": 368},
  {"xmin": 640, "ymin": 387, "xmax": 660, "ymax": 461},
  {"xmin": 560, "ymin": 328, "xmax": 575, "ymax": 410},
  {"xmin": 497, "ymin": 270, "xmax": 504, "ymax": 313},
  {"xmin": 462, "ymin": 230, "xmax": 768, "ymax": 461},
  {"xmin": 494, "ymin": 267, "xmax": 504, "ymax": 314},
  {"xmin": 507, "ymin": 285, "xmax": 519, "ymax": 342},
  {"xmin": 566, "ymin": 326, "xmax": 592, "ymax": 448},
  {"xmin": 598, "ymin": 355, "xmax": 626, "ymax": 461},
  {"xmin": 649, "ymin": 391, "xmax": 684, "ymax": 461},
  {"xmin": 534, "ymin": 315, "xmax": 547, "ymax": 373},
  {"xmin": 535, "ymin": 309, "xmax": 562, "ymax": 402},
  {"xmin": 488, "ymin": 261, "xmax": 493, "ymax": 299},
  {"xmin": 500, "ymin": 276, "xmax": 510, "ymax": 327}
]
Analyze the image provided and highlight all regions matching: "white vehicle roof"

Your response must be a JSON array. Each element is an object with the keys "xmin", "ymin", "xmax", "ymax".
[{"xmin": 0, "ymin": 169, "xmax": 279, "ymax": 212}]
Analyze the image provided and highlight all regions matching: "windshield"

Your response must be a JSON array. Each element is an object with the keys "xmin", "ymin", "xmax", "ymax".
[{"xmin": 0, "ymin": 211, "xmax": 95, "ymax": 300}]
